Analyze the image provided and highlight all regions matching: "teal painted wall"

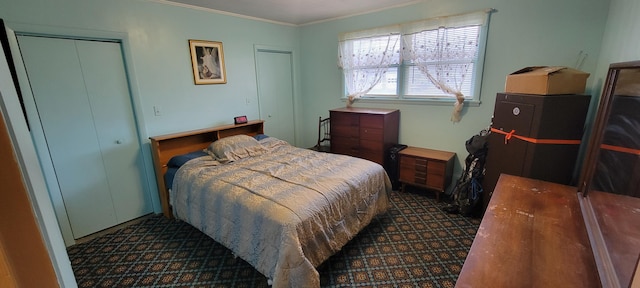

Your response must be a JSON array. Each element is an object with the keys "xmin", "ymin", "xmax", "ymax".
[
  {"xmin": 299, "ymin": 0, "xmax": 611, "ymax": 179},
  {"xmin": 0, "ymin": 0, "xmax": 299, "ymax": 137},
  {"xmin": 593, "ymin": 0, "xmax": 640, "ymax": 98}
]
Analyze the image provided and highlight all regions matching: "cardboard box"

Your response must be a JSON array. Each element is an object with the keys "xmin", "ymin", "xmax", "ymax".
[{"xmin": 505, "ymin": 66, "xmax": 590, "ymax": 95}]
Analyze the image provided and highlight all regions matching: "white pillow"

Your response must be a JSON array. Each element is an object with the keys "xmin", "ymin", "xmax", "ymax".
[{"xmin": 205, "ymin": 134, "xmax": 268, "ymax": 162}]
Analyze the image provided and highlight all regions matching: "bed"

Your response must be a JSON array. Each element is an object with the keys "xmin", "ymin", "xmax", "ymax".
[{"xmin": 149, "ymin": 120, "xmax": 392, "ymax": 287}]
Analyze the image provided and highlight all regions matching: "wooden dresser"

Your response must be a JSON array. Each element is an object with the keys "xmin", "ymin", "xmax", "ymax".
[
  {"xmin": 398, "ymin": 146, "xmax": 455, "ymax": 201},
  {"xmin": 330, "ymin": 107, "xmax": 399, "ymax": 165}
]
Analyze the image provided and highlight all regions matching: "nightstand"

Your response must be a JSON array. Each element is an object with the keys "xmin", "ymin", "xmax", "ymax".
[{"xmin": 398, "ymin": 146, "xmax": 455, "ymax": 201}]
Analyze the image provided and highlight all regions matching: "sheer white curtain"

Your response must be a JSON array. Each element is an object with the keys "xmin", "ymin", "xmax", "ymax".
[
  {"xmin": 402, "ymin": 10, "xmax": 490, "ymax": 122},
  {"xmin": 338, "ymin": 26, "xmax": 400, "ymax": 107}
]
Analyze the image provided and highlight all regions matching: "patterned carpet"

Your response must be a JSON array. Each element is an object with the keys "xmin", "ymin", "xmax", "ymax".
[{"xmin": 67, "ymin": 189, "xmax": 480, "ymax": 287}]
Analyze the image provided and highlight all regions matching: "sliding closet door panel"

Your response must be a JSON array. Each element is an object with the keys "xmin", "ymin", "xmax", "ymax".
[
  {"xmin": 18, "ymin": 36, "xmax": 117, "ymax": 237},
  {"xmin": 75, "ymin": 40, "xmax": 151, "ymax": 222}
]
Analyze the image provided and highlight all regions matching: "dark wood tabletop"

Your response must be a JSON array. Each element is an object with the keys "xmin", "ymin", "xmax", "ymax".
[{"xmin": 456, "ymin": 174, "xmax": 600, "ymax": 288}]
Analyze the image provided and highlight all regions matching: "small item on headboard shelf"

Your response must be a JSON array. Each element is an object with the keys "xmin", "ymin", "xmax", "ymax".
[{"xmin": 234, "ymin": 115, "xmax": 248, "ymax": 124}]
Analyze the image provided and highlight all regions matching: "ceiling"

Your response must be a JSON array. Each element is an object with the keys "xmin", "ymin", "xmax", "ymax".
[{"xmin": 160, "ymin": 0, "xmax": 422, "ymax": 26}]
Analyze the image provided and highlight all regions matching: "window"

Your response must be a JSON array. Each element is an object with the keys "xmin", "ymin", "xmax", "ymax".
[
  {"xmin": 403, "ymin": 25, "xmax": 480, "ymax": 99},
  {"xmin": 338, "ymin": 28, "xmax": 401, "ymax": 100},
  {"xmin": 338, "ymin": 9, "xmax": 494, "ymax": 116}
]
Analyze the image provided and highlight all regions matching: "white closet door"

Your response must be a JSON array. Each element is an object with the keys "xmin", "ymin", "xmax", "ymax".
[
  {"xmin": 75, "ymin": 40, "xmax": 151, "ymax": 224},
  {"xmin": 18, "ymin": 36, "xmax": 150, "ymax": 238},
  {"xmin": 256, "ymin": 49, "xmax": 296, "ymax": 145}
]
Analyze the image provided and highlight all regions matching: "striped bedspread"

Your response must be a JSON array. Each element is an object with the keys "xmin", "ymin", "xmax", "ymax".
[{"xmin": 171, "ymin": 137, "xmax": 391, "ymax": 287}]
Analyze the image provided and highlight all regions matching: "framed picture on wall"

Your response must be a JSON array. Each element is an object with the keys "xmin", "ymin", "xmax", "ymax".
[{"xmin": 189, "ymin": 39, "xmax": 227, "ymax": 84}]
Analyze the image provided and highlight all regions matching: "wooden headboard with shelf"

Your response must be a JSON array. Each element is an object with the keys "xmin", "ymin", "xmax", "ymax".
[{"xmin": 149, "ymin": 120, "xmax": 264, "ymax": 218}]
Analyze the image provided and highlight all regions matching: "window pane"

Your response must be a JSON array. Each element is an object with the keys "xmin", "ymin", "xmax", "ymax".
[
  {"xmin": 366, "ymin": 67, "xmax": 398, "ymax": 96},
  {"xmin": 341, "ymin": 34, "xmax": 401, "ymax": 69},
  {"xmin": 406, "ymin": 26, "xmax": 480, "ymax": 64},
  {"xmin": 404, "ymin": 64, "xmax": 474, "ymax": 98},
  {"xmin": 344, "ymin": 67, "xmax": 398, "ymax": 96}
]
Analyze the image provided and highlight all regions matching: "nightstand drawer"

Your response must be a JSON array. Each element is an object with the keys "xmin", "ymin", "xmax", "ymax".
[
  {"xmin": 399, "ymin": 165, "xmax": 415, "ymax": 181},
  {"xmin": 399, "ymin": 168, "xmax": 427, "ymax": 184},
  {"xmin": 427, "ymin": 174, "xmax": 444, "ymax": 188},
  {"xmin": 400, "ymin": 156, "xmax": 427, "ymax": 167},
  {"xmin": 427, "ymin": 161, "xmax": 445, "ymax": 175},
  {"xmin": 415, "ymin": 172, "xmax": 427, "ymax": 184},
  {"xmin": 400, "ymin": 156, "xmax": 415, "ymax": 167}
]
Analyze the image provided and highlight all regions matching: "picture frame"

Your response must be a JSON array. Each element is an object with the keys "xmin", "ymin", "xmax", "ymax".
[{"xmin": 189, "ymin": 39, "xmax": 227, "ymax": 85}]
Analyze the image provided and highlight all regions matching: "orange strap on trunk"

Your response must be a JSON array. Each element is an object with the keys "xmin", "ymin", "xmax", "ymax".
[
  {"xmin": 601, "ymin": 144, "xmax": 640, "ymax": 156},
  {"xmin": 490, "ymin": 128, "xmax": 581, "ymax": 145}
]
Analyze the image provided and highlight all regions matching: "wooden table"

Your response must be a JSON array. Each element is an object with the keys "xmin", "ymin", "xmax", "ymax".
[{"xmin": 456, "ymin": 174, "xmax": 600, "ymax": 288}]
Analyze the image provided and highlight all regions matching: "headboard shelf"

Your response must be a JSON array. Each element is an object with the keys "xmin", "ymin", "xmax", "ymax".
[{"xmin": 149, "ymin": 120, "xmax": 264, "ymax": 218}]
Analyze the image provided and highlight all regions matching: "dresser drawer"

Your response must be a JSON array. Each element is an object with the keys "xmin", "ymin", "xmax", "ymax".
[
  {"xmin": 332, "ymin": 125, "xmax": 359, "ymax": 137},
  {"xmin": 360, "ymin": 127, "xmax": 383, "ymax": 141},
  {"xmin": 331, "ymin": 112, "xmax": 359, "ymax": 126},
  {"xmin": 332, "ymin": 146, "xmax": 357, "ymax": 156},
  {"xmin": 332, "ymin": 137, "xmax": 359, "ymax": 146},
  {"xmin": 360, "ymin": 139, "xmax": 384, "ymax": 164},
  {"xmin": 360, "ymin": 114, "xmax": 384, "ymax": 128},
  {"xmin": 361, "ymin": 153, "xmax": 384, "ymax": 165},
  {"xmin": 331, "ymin": 138, "xmax": 359, "ymax": 155}
]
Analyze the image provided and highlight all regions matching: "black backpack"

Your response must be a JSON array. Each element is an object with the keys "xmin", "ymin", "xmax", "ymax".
[{"xmin": 443, "ymin": 130, "xmax": 488, "ymax": 217}]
